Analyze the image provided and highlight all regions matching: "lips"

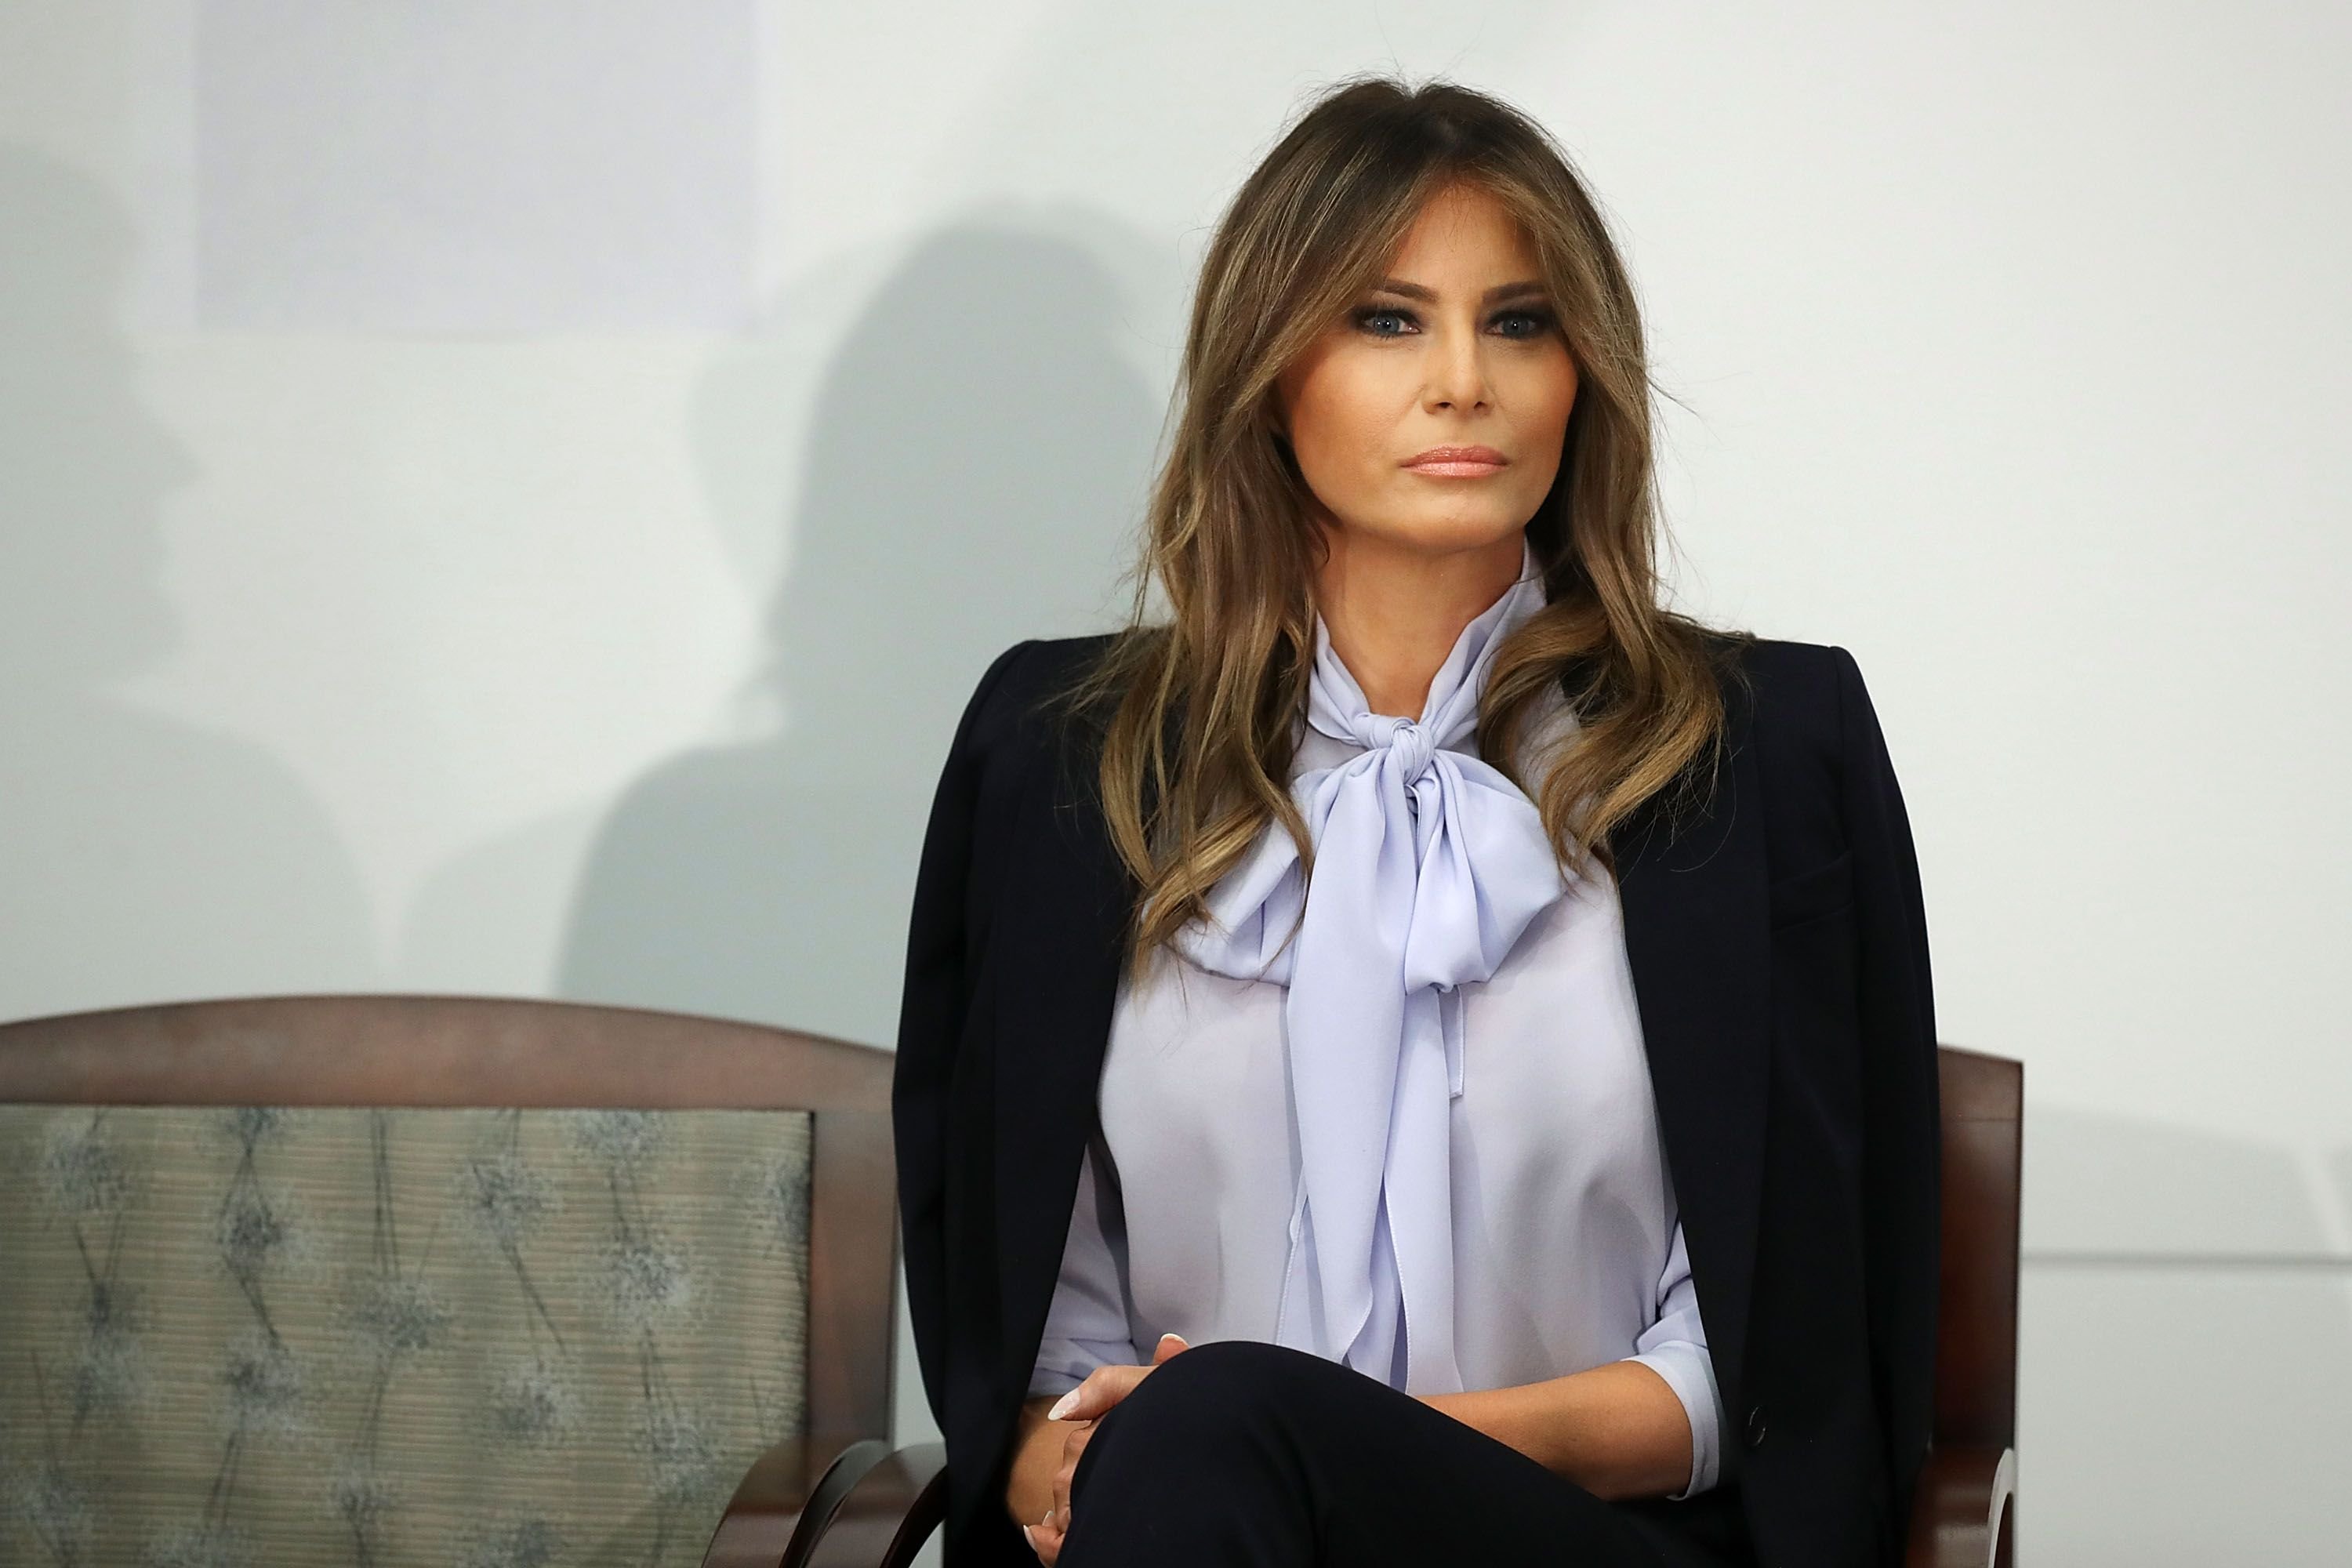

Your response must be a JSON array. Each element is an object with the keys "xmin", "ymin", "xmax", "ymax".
[{"xmin": 1403, "ymin": 444, "xmax": 1508, "ymax": 475}]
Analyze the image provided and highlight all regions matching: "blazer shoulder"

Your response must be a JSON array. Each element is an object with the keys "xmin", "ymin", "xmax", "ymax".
[
  {"xmin": 1719, "ymin": 630, "xmax": 1843, "ymax": 698},
  {"xmin": 1005, "ymin": 631, "xmax": 1121, "ymax": 699},
  {"xmin": 957, "ymin": 631, "xmax": 1123, "ymax": 766},
  {"xmin": 1714, "ymin": 632, "xmax": 1852, "ymax": 764}
]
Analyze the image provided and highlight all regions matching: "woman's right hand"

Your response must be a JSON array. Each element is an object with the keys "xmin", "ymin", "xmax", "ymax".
[{"xmin": 1021, "ymin": 1332, "xmax": 1190, "ymax": 1564}]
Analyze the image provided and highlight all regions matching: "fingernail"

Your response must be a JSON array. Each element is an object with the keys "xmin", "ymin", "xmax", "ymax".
[
  {"xmin": 1047, "ymin": 1391, "xmax": 1077, "ymax": 1421},
  {"xmin": 1162, "ymin": 1332, "xmax": 1188, "ymax": 1346}
]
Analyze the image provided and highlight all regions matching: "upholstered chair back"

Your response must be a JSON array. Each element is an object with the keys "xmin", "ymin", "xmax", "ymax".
[{"xmin": 0, "ymin": 996, "xmax": 896, "ymax": 1568}]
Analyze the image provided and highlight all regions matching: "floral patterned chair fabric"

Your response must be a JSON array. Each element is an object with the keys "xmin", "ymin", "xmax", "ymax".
[
  {"xmin": 0, "ymin": 996, "xmax": 901, "ymax": 1568},
  {"xmin": 2, "ymin": 1105, "xmax": 810, "ymax": 1566}
]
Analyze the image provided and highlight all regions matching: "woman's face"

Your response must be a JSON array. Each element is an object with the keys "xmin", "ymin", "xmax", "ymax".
[{"xmin": 1275, "ymin": 182, "xmax": 1577, "ymax": 560}]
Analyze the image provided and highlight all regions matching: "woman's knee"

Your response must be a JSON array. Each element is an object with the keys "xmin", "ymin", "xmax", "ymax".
[
  {"xmin": 1061, "ymin": 1343, "xmax": 1341, "ymax": 1559},
  {"xmin": 1091, "ymin": 1338, "xmax": 1329, "ymax": 1457}
]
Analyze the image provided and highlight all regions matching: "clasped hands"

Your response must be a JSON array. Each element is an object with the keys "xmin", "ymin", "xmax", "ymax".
[{"xmin": 1022, "ymin": 1330, "xmax": 1190, "ymax": 1565}]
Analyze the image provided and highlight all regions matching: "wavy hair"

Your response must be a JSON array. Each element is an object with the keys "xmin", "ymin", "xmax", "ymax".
[{"xmin": 1042, "ymin": 73, "xmax": 1756, "ymax": 987}]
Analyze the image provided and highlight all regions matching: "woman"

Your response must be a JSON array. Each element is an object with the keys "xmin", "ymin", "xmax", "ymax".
[{"xmin": 893, "ymin": 75, "xmax": 1938, "ymax": 1568}]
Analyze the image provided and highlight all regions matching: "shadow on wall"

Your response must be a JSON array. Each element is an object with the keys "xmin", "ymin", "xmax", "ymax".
[
  {"xmin": 2019, "ymin": 1105, "xmax": 2352, "ymax": 1563},
  {"xmin": 0, "ymin": 145, "xmax": 376, "ymax": 1023},
  {"xmin": 549, "ymin": 214, "xmax": 1163, "ymax": 1047},
  {"xmin": 2024, "ymin": 1105, "xmax": 2350, "ymax": 1258}
]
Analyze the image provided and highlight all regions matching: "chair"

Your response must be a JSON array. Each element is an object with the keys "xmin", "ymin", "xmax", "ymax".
[
  {"xmin": 0, "ymin": 994, "xmax": 902, "ymax": 1567},
  {"xmin": 1906, "ymin": 1045, "xmax": 2022, "ymax": 1568},
  {"xmin": 749, "ymin": 1044, "xmax": 2026, "ymax": 1568}
]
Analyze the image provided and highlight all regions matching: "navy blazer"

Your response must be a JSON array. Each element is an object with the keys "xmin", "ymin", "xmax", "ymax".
[{"xmin": 892, "ymin": 630, "xmax": 1940, "ymax": 1568}]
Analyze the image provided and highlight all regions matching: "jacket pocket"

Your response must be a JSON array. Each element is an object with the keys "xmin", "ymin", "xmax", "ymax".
[{"xmin": 1767, "ymin": 847, "xmax": 1855, "ymax": 930}]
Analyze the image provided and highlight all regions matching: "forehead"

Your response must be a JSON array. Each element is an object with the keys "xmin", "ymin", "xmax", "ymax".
[{"xmin": 1387, "ymin": 183, "xmax": 1536, "ymax": 277}]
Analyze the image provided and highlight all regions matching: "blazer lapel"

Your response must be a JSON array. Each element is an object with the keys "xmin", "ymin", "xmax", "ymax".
[{"xmin": 1609, "ymin": 667, "xmax": 1772, "ymax": 1461}]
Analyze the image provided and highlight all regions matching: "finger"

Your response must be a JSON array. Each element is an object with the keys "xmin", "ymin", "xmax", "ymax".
[
  {"xmin": 1051, "ymin": 1425, "xmax": 1091, "ymax": 1532},
  {"xmin": 1044, "ymin": 1365, "xmax": 1113, "ymax": 1422},
  {"xmin": 1045, "ymin": 1362, "xmax": 1152, "ymax": 1423},
  {"xmin": 1023, "ymin": 1521, "xmax": 1059, "ymax": 1565},
  {"xmin": 1150, "ymin": 1331, "xmax": 1190, "ymax": 1364}
]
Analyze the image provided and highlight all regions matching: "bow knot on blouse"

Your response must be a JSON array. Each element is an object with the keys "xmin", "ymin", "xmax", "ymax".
[
  {"xmin": 1368, "ymin": 714, "xmax": 1437, "ymax": 779},
  {"xmin": 1170, "ymin": 533, "xmax": 1577, "ymax": 1393}
]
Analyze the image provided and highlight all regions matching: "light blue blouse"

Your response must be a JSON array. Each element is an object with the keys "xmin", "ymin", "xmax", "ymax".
[{"xmin": 1025, "ymin": 583, "xmax": 1726, "ymax": 1500}]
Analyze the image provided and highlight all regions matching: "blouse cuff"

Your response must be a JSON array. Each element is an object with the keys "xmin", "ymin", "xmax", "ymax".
[
  {"xmin": 1621, "ymin": 1342, "xmax": 1723, "ymax": 1499},
  {"xmin": 1026, "ymin": 1334, "xmax": 1142, "ymax": 1401}
]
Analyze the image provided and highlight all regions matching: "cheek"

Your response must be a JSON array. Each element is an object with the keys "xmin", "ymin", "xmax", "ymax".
[
  {"xmin": 1505, "ymin": 357, "xmax": 1577, "ymax": 491},
  {"xmin": 1289, "ymin": 355, "xmax": 1402, "ymax": 467},
  {"xmin": 1511, "ymin": 351, "xmax": 1578, "ymax": 435}
]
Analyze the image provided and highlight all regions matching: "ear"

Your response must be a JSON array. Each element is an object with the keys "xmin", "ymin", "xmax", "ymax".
[{"xmin": 1263, "ymin": 377, "xmax": 1294, "ymax": 443}]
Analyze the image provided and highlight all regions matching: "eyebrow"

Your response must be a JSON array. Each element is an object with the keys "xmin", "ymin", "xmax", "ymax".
[{"xmin": 1369, "ymin": 277, "xmax": 1549, "ymax": 304}]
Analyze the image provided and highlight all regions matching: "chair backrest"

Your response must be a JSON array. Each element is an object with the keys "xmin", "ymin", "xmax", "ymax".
[
  {"xmin": 0, "ymin": 994, "xmax": 898, "ymax": 1568},
  {"xmin": 1933, "ymin": 1044, "xmax": 2022, "ymax": 1450}
]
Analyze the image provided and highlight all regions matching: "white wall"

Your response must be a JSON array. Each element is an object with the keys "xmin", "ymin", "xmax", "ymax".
[{"xmin": 3, "ymin": 2, "xmax": 2347, "ymax": 1562}]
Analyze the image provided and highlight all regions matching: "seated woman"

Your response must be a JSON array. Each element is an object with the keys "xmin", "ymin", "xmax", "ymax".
[{"xmin": 892, "ymin": 72, "xmax": 1938, "ymax": 1568}]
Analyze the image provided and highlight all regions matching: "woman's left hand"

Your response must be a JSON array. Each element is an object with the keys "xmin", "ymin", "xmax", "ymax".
[{"xmin": 1024, "ymin": 1332, "xmax": 1189, "ymax": 1564}]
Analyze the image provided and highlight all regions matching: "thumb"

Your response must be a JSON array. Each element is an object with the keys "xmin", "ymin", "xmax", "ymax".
[
  {"xmin": 1044, "ymin": 1363, "xmax": 1145, "ymax": 1422},
  {"xmin": 1150, "ymin": 1331, "xmax": 1189, "ymax": 1364}
]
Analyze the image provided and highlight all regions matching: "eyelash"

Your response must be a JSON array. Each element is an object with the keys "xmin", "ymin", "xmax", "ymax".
[{"xmin": 1349, "ymin": 305, "xmax": 1558, "ymax": 341}]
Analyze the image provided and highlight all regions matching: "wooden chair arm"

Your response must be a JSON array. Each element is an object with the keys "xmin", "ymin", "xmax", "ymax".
[
  {"xmin": 797, "ymin": 1443, "xmax": 950, "ymax": 1568},
  {"xmin": 1904, "ymin": 1443, "xmax": 2018, "ymax": 1568},
  {"xmin": 702, "ymin": 1436, "xmax": 891, "ymax": 1568}
]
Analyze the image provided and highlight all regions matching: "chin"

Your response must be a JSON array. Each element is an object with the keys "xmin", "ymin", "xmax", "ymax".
[{"xmin": 1357, "ymin": 511, "xmax": 1528, "ymax": 554}]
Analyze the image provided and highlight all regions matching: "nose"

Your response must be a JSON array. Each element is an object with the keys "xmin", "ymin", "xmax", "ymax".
[{"xmin": 1421, "ymin": 315, "xmax": 1491, "ymax": 412}]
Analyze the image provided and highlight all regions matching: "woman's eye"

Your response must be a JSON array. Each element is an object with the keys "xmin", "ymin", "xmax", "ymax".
[
  {"xmin": 1353, "ymin": 306, "xmax": 1416, "ymax": 337},
  {"xmin": 1350, "ymin": 305, "xmax": 1558, "ymax": 340}
]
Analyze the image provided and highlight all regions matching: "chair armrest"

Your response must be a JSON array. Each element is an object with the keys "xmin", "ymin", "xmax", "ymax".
[
  {"xmin": 797, "ymin": 1443, "xmax": 950, "ymax": 1568},
  {"xmin": 1903, "ymin": 1443, "xmax": 2017, "ymax": 1568},
  {"xmin": 703, "ymin": 1436, "xmax": 891, "ymax": 1568}
]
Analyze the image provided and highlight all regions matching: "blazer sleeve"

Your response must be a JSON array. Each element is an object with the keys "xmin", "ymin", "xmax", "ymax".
[
  {"xmin": 1831, "ymin": 644, "xmax": 1941, "ymax": 1536},
  {"xmin": 893, "ymin": 637, "xmax": 1036, "ymax": 1432}
]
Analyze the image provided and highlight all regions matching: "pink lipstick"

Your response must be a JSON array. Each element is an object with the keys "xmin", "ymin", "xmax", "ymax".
[{"xmin": 1403, "ymin": 444, "xmax": 1508, "ymax": 477}]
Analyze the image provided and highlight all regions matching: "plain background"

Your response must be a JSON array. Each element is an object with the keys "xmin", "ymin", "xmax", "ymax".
[{"xmin": 4, "ymin": 3, "xmax": 2347, "ymax": 1563}]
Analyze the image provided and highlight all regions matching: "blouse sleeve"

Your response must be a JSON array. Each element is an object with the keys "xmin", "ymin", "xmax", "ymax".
[
  {"xmin": 1621, "ymin": 1215, "xmax": 1726, "ymax": 1499},
  {"xmin": 1026, "ymin": 1132, "xmax": 1144, "ymax": 1399}
]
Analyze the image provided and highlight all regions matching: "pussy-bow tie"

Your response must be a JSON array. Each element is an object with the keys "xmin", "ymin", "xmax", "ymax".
[{"xmin": 1172, "ymin": 540, "xmax": 1570, "ymax": 1392}]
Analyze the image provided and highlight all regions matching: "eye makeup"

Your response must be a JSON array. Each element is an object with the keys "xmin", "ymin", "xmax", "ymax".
[{"xmin": 1348, "ymin": 303, "xmax": 1559, "ymax": 340}]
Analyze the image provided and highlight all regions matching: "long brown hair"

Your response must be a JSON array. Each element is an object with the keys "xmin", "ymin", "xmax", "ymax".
[{"xmin": 1042, "ymin": 73, "xmax": 1755, "ymax": 987}]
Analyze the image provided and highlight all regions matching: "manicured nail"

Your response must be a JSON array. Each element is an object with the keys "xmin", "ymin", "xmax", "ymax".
[
  {"xmin": 1047, "ymin": 1391, "xmax": 1077, "ymax": 1421},
  {"xmin": 1161, "ymin": 1332, "xmax": 1188, "ymax": 1346}
]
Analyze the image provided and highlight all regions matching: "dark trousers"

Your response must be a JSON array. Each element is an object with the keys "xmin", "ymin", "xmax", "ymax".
[{"xmin": 1056, "ymin": 1338, "xmax": 1756, "ymax": 1568}]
